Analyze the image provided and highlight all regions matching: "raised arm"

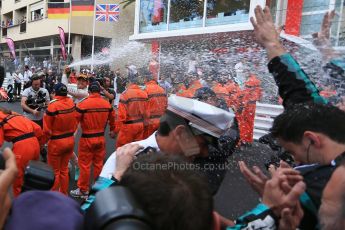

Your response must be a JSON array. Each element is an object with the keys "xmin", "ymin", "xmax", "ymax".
[{"xmin": 251, "ymin": 6, "xmax": 327, "ymax": 107}]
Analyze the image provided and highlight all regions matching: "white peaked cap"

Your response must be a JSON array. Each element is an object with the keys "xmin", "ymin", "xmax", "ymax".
[{"xmin": 167, "ymin": 95, "xmax": 235, "ymax": 138}]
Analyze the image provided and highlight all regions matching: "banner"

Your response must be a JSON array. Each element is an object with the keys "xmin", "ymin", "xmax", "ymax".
[
  {"xmin": 58, "ymin": 27, "xmax": 67, "ymax": 60},
  {"xmin": 5, "ymin": 38, "xmax": 16, "ymax": 59}
]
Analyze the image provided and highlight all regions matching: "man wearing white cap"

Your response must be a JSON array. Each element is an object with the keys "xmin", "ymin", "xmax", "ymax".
[{"xmin": 100, "ymin": 95, "xmax": 240, "ymax": 194}]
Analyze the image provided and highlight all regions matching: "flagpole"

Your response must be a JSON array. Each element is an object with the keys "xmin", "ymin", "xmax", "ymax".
[
  {"xmin": 67, "ymin": 0, "xmax": 72, "ymax": 57},
  {"xmin": 91, "ymin": 0, "xmax": 97, "ymax": 71}
]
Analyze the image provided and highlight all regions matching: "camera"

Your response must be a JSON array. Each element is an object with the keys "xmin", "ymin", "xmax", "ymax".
[
  {"xmin": 26, "ymin": 90, "xmax": 48, "ymax": 111},
  {"xmin": 95, "ymin": 76, "xmax": 105, "ymax": 87},
  {"xmin": 259, "ymin": 134, "xmax": 295, "ymax": 170},
  {"xmin": 85, "ymin": 186, "xmax": 152, "ymax": 230},
  {"xmin": 21, "ymin": 161, "xmax": 55, "ymax": 193},
  {"xmin": 0, "ymin": 152, "xmax": 54, "ymax": 192}
]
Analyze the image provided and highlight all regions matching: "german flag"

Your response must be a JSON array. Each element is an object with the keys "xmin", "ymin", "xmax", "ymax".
[
  {"xmin": 48, "ymin": 1, "xmax": 70, "ymax": 19},
  {"xmin": 71, "ymin": 0, "xmax": 95, "ymax": 17}
]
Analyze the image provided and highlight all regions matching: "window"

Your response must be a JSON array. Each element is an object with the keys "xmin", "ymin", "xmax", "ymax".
[
  {"xmin": 206, "ymin": 0, "xmax": 250, "ymax": 26},
  {"xmin": 30, "ymin": 1, "xmax": 44, "ymax": 22},
  {"xmin": 139, "ymin": 0, "xmax": 168, "ymax": 33},
  {"xmin": 300, "ymin": 14, "xmax": 324, "ymax": 35},
  {"xmin": 302, "ymin": 0, "xmax": 330, "ymax": 13},
  {"xmin": 136, "ymin": 0, "xmax": 261, "ymax": 37},
  {"xmin": 169, "ymin": 0, "xmax": 204, "ymax": 30},
  {"xmin": 31, "ymin": 8, "xmax": 44, "ymax": 21},
  {"xmin": 269, "ymin": 0, "xmax": 278, "ymax": 23}
]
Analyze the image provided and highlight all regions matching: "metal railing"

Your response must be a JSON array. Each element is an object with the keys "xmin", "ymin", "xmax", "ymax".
[{"xmin": 254, "ymin": 102, "xmax": 284, "ymax": 140}]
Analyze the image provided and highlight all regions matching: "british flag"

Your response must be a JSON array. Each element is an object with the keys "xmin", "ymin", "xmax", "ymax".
[{"xmin": 96, "ymin": 4, "xmax": 120, "ymax": 22}]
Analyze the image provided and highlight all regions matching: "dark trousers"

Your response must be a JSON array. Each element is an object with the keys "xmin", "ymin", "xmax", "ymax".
[
  {"xmin": 14, "ymin": 82, "xmax": 21, "ymax": 96},
  {"xmin": 32, "ymin": 119, "xmax": 47, "ymax": 162}
]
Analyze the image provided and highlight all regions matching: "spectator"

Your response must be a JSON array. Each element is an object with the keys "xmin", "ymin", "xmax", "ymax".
[
  {"xmin": 100, "ymin": 76, "xmax": 115, "ymax": 104},
  {"xmin": 43, "ymin": 58, "xmax": 48, "ymax": 69},
  {"xmin": 13, "ymin": 70, "xmax": 23, "ymax": 99},
  {"xmin": 23, "ymin": 65, "xmax": 32, "ymax": 89},
  {"xmin": 24, "ymin": 55, "xmax": 30, "ymax": 66},
  {"xmin": 45, "ymin": 69, "xmax": 56, "ymax": 95}
]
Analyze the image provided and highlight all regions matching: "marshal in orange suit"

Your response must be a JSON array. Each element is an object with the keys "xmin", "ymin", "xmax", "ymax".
[
  {"xmin": 43, "ymin": 83, "xmax": 78, "ymax": 195},
  {"xmin": 0, "ymin": 108, "xmax": 42, "ymax": 196},
  {"xmin": 115, "ymin": 75, "xmax": 149, "ymax": 148},
  {"xmin": 142, "ymin": 70, "xmax": 167, "ymax": 138},
  {"xmin": 70, "ymin": 81, "xmax": 115, "ymax": 198}
]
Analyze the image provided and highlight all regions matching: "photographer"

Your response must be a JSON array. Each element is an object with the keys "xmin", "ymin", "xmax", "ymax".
[
  {"xmin": 100, "ymin": 76, "xmax": 115, "ymax": 104},
  {"xmin": 21, "ymin": 74, "xmax": 50, "ymax": 128}
]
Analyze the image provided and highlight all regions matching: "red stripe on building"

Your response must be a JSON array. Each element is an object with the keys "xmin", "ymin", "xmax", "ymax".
[
  {"xmin": 285, "ymin": 0, "xmax": 304, "ymax": 36},
  {"xmin": 151, "ymin": 41, "xmax": 160, "ymax": 55}
]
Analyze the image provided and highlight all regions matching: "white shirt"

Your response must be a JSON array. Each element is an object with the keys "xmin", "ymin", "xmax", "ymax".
[
  {"xmin": 7, "ymin": 74, "xmax": 14, "ymax": 85},
  {"xmin": 100, "ymin": 132, "xmax": 160, "ymax": 178},
  {"xmin": 24, "ymin": 57, "xmax": 30, "ymax": 66},
  {"xmin": 61, "ymin": 73, "xmax": 68, "ymax": 85},
  {"xmin": 13, "ymin": 73, "xmax": 23, "ymax": 83},
  {"xmin": 21, "ymin": 87, "xmax": 50, "ymax": 121},
  {"xmin": 23, "ymin": 70, "xmax": 33, "ymax": 83},
  {"xmin": 113, "ymin": 76, "xmax": 117, "ymax": 93},
  {"xmin": 67, "ymin": 84, "xmax": 89, "ymax": 104}
]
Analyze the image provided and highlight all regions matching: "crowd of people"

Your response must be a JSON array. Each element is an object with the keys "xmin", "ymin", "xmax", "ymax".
[{"xmin": 0, "ymin": 5, "xmax": 344, "ymax": 230}]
